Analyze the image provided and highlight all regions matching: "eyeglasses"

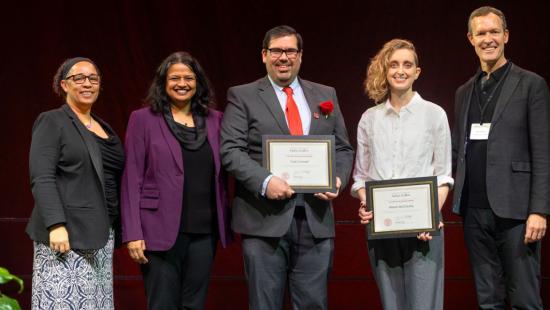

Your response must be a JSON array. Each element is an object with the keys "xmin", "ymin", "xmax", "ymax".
[
  {"xmin": 65, "ymin": 74, "xmax": 101, "ymax": 84},
  {"xmin": 267, "ymin": 48, "xmax": 301, "ymax": 59}
]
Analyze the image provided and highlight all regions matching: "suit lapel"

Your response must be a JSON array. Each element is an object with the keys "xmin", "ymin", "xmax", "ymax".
[
  {"xmin": 257, "ymin": 77, "xmax": 290, "ymax": 134},
  {"xmin": 62, "ymin": 104, "xmax": 105, "ymax": 192},
  {"xmin": 300, "ymin": 78, "xmax": 321, "ymax": 135},
  {"xmin": 490, "ymin": 64, "xmax": 521, "ymax": 126},
  {"xmin": 461, "ymin": 78, "xmax": 475, "ymax": 142},
  {"xmin": 158, "ymin": 113, "xmax": 184, "ymax": 172}
]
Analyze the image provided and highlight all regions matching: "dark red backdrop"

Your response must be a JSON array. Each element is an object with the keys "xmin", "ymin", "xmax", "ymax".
[{"xmin": 1, "ymin": 1, "xmax": 550, "ymax": 309}]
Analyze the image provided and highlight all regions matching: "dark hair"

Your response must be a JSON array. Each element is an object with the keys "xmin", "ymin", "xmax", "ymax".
[
  {"xmin": 52, "ymin": 57, "xmax": 100, "ymax": 99},
  {"xmin": 468, "ymin": 6, "xmax": 507, "ymax": 34},
  {"xmin": 147, "ymin": 51, "xmax": 214, "ymax": 115},
  {"xmin": 262, "ymin": 25, "xmax": 303, "ymax": 51}
]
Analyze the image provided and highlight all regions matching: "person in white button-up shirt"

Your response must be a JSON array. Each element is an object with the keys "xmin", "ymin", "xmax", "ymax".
[{"xmin": 351, "ymin": 39, "xmax": 453, "ymax": 310}]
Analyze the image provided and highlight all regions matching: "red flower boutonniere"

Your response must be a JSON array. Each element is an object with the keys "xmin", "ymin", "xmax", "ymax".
[{"xmin": 319, "ymin": 101, "xmax": 334, "ymax": 119}]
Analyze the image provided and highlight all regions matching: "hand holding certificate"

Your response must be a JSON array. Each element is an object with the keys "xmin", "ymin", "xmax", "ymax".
[
  {"xmin": 263, "ymin": 135, "xmax": 336, "ymax": 193},
  {"xmin": 365, "ymin": 177, "xmax": 440, "ymax": 239}
]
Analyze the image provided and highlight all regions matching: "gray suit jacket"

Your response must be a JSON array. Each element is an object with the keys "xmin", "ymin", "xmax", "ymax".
[
  {"xmin": 221, "ymin": 76, "xmax": 354, "ymax": 238},
  {"xmin": 452, "ymin": 63, "xmax": 550, "ymax": 219}
]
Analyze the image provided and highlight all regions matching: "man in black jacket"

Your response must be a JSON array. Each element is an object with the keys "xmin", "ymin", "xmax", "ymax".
[{"xmin": 452, "ymin": 6, "xmax": 550, "ymax": 309}]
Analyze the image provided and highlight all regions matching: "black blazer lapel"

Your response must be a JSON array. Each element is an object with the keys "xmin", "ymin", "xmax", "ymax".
[
  {"xmin": 257, "ymin": 77, "xmax": 290, "ymax": 134},
  {"xmin": 490, "ymin": 64, "xmax": 521, "ymax": 126},
  {"xmin": 459, "ymin": 77, "xmax": 476, "ymax": 149},
  {"xmin": 462, "ymin": 83, "xmax": 474, "ymax": 124},
  {"xmin": 62, "ymin": 104, "xmax": 105, "ymax": 194}
]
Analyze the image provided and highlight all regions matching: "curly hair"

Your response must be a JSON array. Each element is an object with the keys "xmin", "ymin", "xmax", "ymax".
[
  {"xmin": 147, "ymin": 51, "xmax": 215, "ymax": 115},
  {"xmin": 364, "ymin": 39, "xmax": 418, "ymax": 104}
]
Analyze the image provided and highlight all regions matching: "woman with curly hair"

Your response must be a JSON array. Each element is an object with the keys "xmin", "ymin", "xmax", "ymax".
[
  {"xmin": 351, "ymin": 39, "xmax": 453, "ymax": 309},
  {"xmin": 121, "ymin": 51, "xmax": 232, "ymax": 309}
]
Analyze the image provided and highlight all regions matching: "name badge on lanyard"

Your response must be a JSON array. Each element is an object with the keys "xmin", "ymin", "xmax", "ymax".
[{"xmin": 470, "ymin": 123, "xmax": 491, "ymax": 140}]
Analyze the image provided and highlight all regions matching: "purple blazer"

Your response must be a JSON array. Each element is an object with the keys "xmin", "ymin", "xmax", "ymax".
[{"xmin": 121, "ymin": 107, "xmax": 231, "ymax": 250}]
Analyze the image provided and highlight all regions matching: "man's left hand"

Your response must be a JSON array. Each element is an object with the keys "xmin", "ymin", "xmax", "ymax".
[
  {"xmin": 314, "ymin": 177, "xmax": 341, "ymax": 201},
  {"xmin": 524, "ymin": 213, "xmax": 547, "ymax": 244}
]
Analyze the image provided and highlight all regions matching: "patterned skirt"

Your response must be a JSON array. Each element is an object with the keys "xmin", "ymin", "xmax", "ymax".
[{"xmin": 31, "ymin": 229, "xmax": 115, "ymax": 310}]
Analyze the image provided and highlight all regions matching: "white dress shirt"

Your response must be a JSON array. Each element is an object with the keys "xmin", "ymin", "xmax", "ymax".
[
  {"xmin": 262, "ymin": 76, "xmax": 312, "ymax": 195},
  {"xmin": 351, "ymin": 92, "xmax": 454, "ymax": 198}
]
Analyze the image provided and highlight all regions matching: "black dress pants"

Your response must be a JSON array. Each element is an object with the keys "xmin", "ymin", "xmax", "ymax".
[
  {"xmin": 141, "ymin": 233, "xmax": 217, "ymax": 310},
  {"xmin": 463, "ymin": 208, "xmax": 542, "ymax": 310}
]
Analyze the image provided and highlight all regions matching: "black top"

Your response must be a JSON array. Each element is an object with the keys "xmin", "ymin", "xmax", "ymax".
[
  {"xmin": 163, "ymin": 104, "xmax": 207, "ymax": 151},
  {"xmin": 94, "ymin": 132, "xmax": 125, "ymax": 223},
  {"xmin": 162, "ymin": 107, "xmax": 217, "ymax": 234},
  {"xmin": 177, "ymin": 123, "xmax": 216, "ymax": 233},
  {"xmin": 465, "ymin": 61, "xmax": 511, "ymax": 209}
]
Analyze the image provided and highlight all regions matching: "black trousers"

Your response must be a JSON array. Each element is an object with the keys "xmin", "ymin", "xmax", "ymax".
[
  {"xmin": 463, "ymin": 208, "xmax": 542, "ymax": 310},
  {"xmin": 141, "ymin": 233, "xmax": 217, "ymax": 310}
]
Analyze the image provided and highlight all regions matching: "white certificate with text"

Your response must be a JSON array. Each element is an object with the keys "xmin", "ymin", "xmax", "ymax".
[
  {"xmin": 366, "ymin": 177, "xmax": 439, "ymax": 239},
  {"xmin": 263, "ymin": 135, "xmax": 336, "ymax": 193}
]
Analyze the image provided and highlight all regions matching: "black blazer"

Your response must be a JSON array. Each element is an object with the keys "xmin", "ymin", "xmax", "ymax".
[
  {"xmin": 452, "ymin": 63, "xmax": 550, "ymax": 219},
  {"xmin": 27, "ymin": 104, "xmax": 123, "ymax": 249}
]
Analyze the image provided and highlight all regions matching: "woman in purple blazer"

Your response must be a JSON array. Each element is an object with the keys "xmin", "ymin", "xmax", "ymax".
[{"xmin": 121, "ymin": 51, "xmax": 231, "ymax": 309}]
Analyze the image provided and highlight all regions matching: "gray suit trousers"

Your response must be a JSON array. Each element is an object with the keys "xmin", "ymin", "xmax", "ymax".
[
  {"xmin": 367, "ymin": 230, "xmax": 444, "ymax": 310},
  {"xmin": 242, "ymin": 207, "xmax": 333, "ymax": 310}
]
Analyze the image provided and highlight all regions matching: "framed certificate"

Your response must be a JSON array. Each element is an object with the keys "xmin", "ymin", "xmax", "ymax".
[
  {"xmin": 262, "ymin": 135, "xmax": 336, "ymax": 193},
  {"xmin": 365, "ymin": 176, "xmax": 440, "ymax": 239}
]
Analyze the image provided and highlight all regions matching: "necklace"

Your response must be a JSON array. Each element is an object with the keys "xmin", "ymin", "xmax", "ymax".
[
  {"xmin": 171, "ymin": 105, "xmax": 193, "ymax": 127},
  {"xmin": 84, "ymin": 116, "xmax": 93, "ymax": 129}
]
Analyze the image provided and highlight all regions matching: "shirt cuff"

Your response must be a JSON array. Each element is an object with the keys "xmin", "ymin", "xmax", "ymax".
[
  {"xmin": 437, "ymin": 175, "xmax": 454, "ymax": 189},
  {"xmin": 261, "ymin": 175, "xmax": 274, "ymax": 196},
  {"xmin": 350, "ymin": 180, "xmax": 366, "ymax": 199}
]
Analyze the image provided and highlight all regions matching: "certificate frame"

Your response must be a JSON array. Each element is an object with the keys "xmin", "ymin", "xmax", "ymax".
[
  {"xmin": 262, "ymin": 135, "xmax": 336, "ymax": 193},
  {"xmin": 365, "ymin": 176, "xmax": 440, "ymax": 239}
]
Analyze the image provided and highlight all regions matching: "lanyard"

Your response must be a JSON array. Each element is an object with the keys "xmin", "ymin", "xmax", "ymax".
[{"xmin": 477, "ymin": 63, "xmax": 511, "ymax": 125}]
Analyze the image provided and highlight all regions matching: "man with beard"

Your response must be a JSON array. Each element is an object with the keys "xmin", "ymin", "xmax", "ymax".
[
  {"xmin": 452, "ymin": 6, "xmax": 550, "ymax": 309},
  {"xmin": 221, "ymin": 25, "xmax": 353, "ymax": 309}
]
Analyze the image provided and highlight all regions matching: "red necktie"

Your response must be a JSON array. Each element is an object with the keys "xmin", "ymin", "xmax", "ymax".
[{"xmin": 283, "ymin": 87, "xmax": 303, "ymax": 135}]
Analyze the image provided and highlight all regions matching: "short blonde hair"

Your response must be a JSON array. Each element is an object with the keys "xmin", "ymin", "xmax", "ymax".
[{"xmin": 364, "ymin": 39, "xmax": 418, "ymax": 104}]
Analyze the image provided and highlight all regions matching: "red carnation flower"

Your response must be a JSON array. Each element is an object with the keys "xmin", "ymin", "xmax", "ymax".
[{"xmin": 319, "ymin": 101, "xmax": 334, "ymax": 118}]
